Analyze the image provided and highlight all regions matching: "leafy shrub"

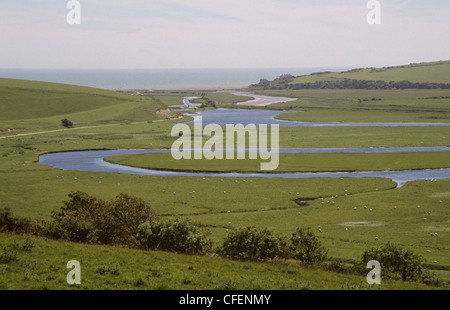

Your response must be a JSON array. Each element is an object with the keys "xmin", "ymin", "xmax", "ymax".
[
  {"xmin": 13, "ymin": 238, "xmax": 34, "ymax": 252},
  {"xmin": 0, "ymin": 247, "xmax": 18, "ymax": 264},
  {"xmin": 136, "ymin": 217, "xmax": 212, "ymax": 255},
  {"xmin": 0, "ymin": 208, "xmax": 32, "ymax": 233},
  {"xmin": 110, "ymin": 193, "xmax": 156, "ymax": 240},
  {"xmin": 288, "ymin": 227, "xmax": 328, "ymax": 264},
  {"xmin": 51, "ymin": 191, "xmax": 156, "ymax": 245},
  {"xmin": 360, "ymin": 242, "xmax": 425, "ymax": 282},
  {"xmin": 218, "ymin": 226, "xmax": 287, "ymax": 262},
  {"xmin": 61, "ymin": 118, "xmax": 73, "ymax": 128}
]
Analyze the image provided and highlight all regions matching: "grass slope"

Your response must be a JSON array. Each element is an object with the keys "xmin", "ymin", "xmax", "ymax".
[
  {"xmin": 291, "ymin": 60, "xmax": 450, "ymax": 84},
  {"xmin": 0, "ymin": 78, "xmax": 181, "ymax": 133},
  {"xmin": 1, "ymin": 233, "xmax": 438, "ymax": 290}
]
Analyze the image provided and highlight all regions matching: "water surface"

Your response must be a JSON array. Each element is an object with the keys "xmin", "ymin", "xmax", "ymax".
[{"xmin": 38, "ymin": 148, "xmax": 450, "ymax": 188}]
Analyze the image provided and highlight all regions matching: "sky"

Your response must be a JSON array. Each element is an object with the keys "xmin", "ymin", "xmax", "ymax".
[{"xmin": 0, "ymin": 0, "xmax": 449, "ymax": 69}]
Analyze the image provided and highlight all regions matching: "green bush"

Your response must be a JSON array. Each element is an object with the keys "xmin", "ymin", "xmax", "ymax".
[
  {"xmin": 51, "ymin": 191, "xmax": 156, "ymax": 245},
  {"xmin": 51, "ymin": 192, "xmax": 110, "ymax": 243},
  {"xmin": 288, "ymin": 227, "xmax": 328, "ymax": 264},
  {"xmin": 0, "ymin": 208, "xmax": 32, "ymax": 234},
  {"xmin": 0, "ymin": 247, "xmax": 18, "ymax": 264},
  {"xmin": 136, "ymin": 217, "xmax": 212, "ymax": 255},
  {"xmin": 110, "ymin": 193, "xmax": 157, "ymax": 240},
  {"xmin": 13, "ymin": 238, "xmax": 34, "ymax": 252},
  {"xmin": 218, "ymin": 226, "xmax": 287, "ymax": 262},
  {"xmin": 61, "ymin": 118, "xmax": 73, "ymax": 128},
  {"xmin": 360, "ymin": 242, "xmax": 425, "ymax": 282}
]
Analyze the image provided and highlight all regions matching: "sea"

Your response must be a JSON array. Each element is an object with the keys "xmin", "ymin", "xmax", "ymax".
[{"xmin": 0, "ymin": 68, "xmax": 347, "ymax": 90}]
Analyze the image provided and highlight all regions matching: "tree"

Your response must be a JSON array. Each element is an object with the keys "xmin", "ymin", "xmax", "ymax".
[
  {"xmin": 61, "ymin": 118, "xmax": 73, "ymax": 128},
  {"xmin": 289, "ymin": 227, "xmax": 328, "ymax": 264},
  {"xmin": 218, "ymin": 226, "xmax": 287, "ymax": 261},
  {"xmin": 51, "ymin": 191, "xmax": 156, "ymax": 245},
  {"xmin": 360, "ymin": 242, "xmax": 425, "ymax": 281}
]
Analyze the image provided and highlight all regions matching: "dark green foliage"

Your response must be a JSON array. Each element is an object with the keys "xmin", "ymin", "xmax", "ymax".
[
  {"xmin": 289, "ymin": 227, "xmax": 328, "ymax": 264},
  {"xmin": 13, "ymin": 237, "xmax": 34, "ymax": 252},
  {"xmin": 110, "ymin": 193, "xmax": 156, "ymax": 240},
  {"xmin": 51, "ymin": 191, "xmax": 156, "ymax": 245},
  {"xmin": 0, "ymin": 208, "xmax": 32, "ymax": 233},
  {"xmin": 136, "ymin": 217, "xmax": 212, "ymax": 255},
  {"xmin": 251, "ymin": 77, "xmax": 450, "ymax": 90},
  {"xmin": 61, "ymin": 118, "xmax": 73, "ymax": 128},
  {"xmin": 217, "ymin": 226, "xmax": 287, "ymax": 262},
  {"xmin": 360, "ymin": 242, "xmax": 425, "ymax": 281},
  {"xmin": 0, "ymin": 247, "xmax": 18, "ymax": 264},
  {"xmin": 250, "ymin": 74, "xmax": 295, "ymax": 89},
  {"xmin": 0, "ymin": 194, "xmax": 212, "ymax": 256},
  {"xmin": 218, "ymin": 226, "xmax": 329, "ymax": 263}
]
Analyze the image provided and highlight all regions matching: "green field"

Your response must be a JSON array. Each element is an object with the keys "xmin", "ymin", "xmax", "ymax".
[{"xmin": 1, "ymin": 61, "xmax": 450, "ymax": 290}]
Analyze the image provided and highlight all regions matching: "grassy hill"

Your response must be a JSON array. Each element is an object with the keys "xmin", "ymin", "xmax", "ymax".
[
  {"xmin": 0, "ymin": 78, "xmax": 181, "ymax": 133},
  {"xmin": 291, "ymin": 61, "xmax": 450, "ymax": 84},
  {"xmin": 249, "ymin": 60, "xmax": 450, "ymax": 90},
  {"xmin": 1, "ymin": 233, "xmax": 438, "ymax": 290}
]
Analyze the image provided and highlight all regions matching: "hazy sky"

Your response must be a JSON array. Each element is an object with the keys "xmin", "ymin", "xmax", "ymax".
[{"xmin": 1, "ymin": 0, "xmax": 449, "ymax": 69}]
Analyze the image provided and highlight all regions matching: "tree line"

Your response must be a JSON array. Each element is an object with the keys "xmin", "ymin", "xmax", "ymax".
[{"xmin": 250, "ymin": 75, "xmax": 450, "ymax": 90}]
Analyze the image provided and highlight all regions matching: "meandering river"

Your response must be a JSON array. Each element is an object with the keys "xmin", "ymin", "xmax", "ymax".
[{"xmin": 37, "ymin": 95, "xmax": 450, "ymax": 187}]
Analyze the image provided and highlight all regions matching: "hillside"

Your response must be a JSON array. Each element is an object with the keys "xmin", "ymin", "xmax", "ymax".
[
  {"xmin": 250, "ymin": 60, "xmax": 450, "ymax": 90},
  {"xmin": 0, "ymin": 78, "xmax": 178, "ymax": 133}
]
